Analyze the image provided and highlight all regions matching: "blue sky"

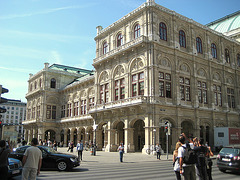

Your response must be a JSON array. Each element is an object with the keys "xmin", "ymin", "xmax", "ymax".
[{"xmin": 0, "ymin": 0, "xmax": 239, "ymax": 102}]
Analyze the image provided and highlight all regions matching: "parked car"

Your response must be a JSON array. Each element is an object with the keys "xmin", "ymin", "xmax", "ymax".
[
  {"xmin": 9, "ymin": 146, "xmax": 80, "ymax": 171},
  {"xmin": 8, "ymin": 158, "xmax": 22, "ymax": 178},
  {"xmin": 217, "ymin": 146, "xmax": 240, "ymax": 172}
]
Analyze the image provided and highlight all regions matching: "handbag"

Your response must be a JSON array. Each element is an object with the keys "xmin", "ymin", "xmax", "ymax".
[{"xmin": 174, "ymin": 158, "xmax": 180, "ymax": 172}]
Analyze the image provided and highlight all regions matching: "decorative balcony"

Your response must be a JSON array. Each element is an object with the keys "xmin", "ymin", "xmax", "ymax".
[
  {"xmin": 57, "ymin": 114, "xmax": 93, "ymax": 123},
  {"xmin": 22, "ymin": 119, "xmax": 37, "ymax": 125},
  {"xmin": 93, "ymin": 36, "xmax": 148, "ymax": 65},
  {"xmin": 89, "ymin": 96, "xmax": 148, "ymax": 113}
]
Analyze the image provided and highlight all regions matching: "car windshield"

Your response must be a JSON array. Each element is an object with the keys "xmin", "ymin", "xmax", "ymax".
[
  {"xmin": 42, "ymin": 146, "xmax": 57, "ymax": 154},
  {"xmin": 220, "ymin": 148, "xmax": 240, "ymax": 156}
]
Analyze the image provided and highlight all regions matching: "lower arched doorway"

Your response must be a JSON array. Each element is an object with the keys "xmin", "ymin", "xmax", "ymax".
[
  {"xmin": 80, "ymin": 128, "xmax": 85, "ymax": 143},
  {"xmin": 67, "ymin": 129, "xmax": 70, "ymax": 144},
  {"xmin": 73, "ymin": 129, "xmax": 77, "ymax": 145},
  {"xmin": 133, "ymin": 119, "xmax": 145, "ymax": 152},
  {"xmin": 45, "ymin": 129, "xmax": 56, "ymax": 142},
  {"xmin": 181, "ymin": 121, "xmax": 194, "ymax": 138},
  {"xmin": 116, "ymin": 121, "xmax": 124, "ymax": 145}
]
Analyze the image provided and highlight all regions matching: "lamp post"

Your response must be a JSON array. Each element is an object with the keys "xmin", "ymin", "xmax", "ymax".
[
  {"xmin": 93, "ymin": 123, "xmax": 98, "ymax": 156},
  {"xmin": 153, "ymin": 128, "xmax": 156, "ymax": 153}
]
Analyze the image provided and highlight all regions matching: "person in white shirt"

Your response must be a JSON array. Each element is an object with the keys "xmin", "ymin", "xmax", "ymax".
[
  {"xmin": 178, "ymin": 134, "xmax": 196, "ymax": 180},
  {"xmin": 118, "ymin": 143, "xmax": 124, "ymax": 162},
  {"xmin": 76, "ymin": 140, "xmax": 84, "ymax": 161},
  {"xmin": 22, "ymin": 138, "xmax": 42, "ymax": 180}
]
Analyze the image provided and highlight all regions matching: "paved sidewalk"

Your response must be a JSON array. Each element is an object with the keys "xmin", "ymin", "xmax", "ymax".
[{"xmin": 57, "ymin": 147, "xmax": 173, "ymax": 164}]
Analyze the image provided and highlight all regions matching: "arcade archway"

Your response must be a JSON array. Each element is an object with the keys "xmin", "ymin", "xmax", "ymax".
[
  {"xmin": 133, "ymin": 119, "xmax": 145, "ymax": 152},
  {"xmin": 45, "ymin": 129, "xmax": 56, "ymax": 141}
]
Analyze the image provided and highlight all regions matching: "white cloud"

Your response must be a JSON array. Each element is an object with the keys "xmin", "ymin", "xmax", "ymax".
[
  {"xmin": 0, "ymin": 44, "xmax": 46, "ymax": 59},
  {"xmin": 0, "ymin": 66, "xmax": 34, "ymax": 73},
  {"xmin": 0, "ymin": 29, "xmax": 92, "ymax": 42},
  {"xmin": 0, "ymin": 4, "xmax": 98, "ymax": 20},
  {"xmin": 48, "ymin": 51, "xmax": 62, "ymax": 64}
]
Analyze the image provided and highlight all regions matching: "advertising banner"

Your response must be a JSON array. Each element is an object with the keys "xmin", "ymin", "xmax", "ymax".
[{"xmin": 229, "ymin": 128, "xmax": 240, "ymax": 144}]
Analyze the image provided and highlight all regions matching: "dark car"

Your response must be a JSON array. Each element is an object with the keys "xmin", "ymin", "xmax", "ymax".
[
  {"xmin": 217, "ymin": 146, "xmax": 240, "ymax": 172},
  {"xmin": 8, "ymin": 157, "xmax": 22, "ymax": 178},
  {"xmin": 9, "ymin": 146, "xmax": 80, "ymax": 171}
]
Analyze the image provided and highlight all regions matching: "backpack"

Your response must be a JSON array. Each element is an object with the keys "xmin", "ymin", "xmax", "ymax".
[{"xmin": 182, "ymin": 143, "xmax": 197, "ymax": 164}]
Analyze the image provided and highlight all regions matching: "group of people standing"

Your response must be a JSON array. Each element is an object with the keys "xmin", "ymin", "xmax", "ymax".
[
  {"xmin": 173, "ymin": 133, "xmax": 213, "ymax": 180},
  {"xmin": 39, "ymin": 139, "xmax": 58, "ymax": 150}
]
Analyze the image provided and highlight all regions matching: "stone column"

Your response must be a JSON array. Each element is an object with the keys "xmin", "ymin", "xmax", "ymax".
[
  {"xmin": 55, "ymin": 129, "xmax": 61, "ymax": 143},
  {"xmin": 32, "ymin": 129, "xmax": 36, "ymax": 138},
  {"xmin": 37, "ymin": 127, "xmax": 44, "ymax": 141},
  {"xmin": 143, "ymin": 117, "xmax": 151, "ymax": 153},
  {"xmin": 172, "ymin": 127, "xmax": 181, "ymax": 149},
  {"xmin": 70, "ymin": 128, "xmax": 74, "ymax": 143},
  {"xmin": 64, "ymin": 129, "xmax": 68, "ymax": 147},
  {"xmin": 155, "ymin": 127, "xmax": 160, "ymax": 144},
  {"xmin": 24, "ymin": 129, "xmax": 28, "ymax": 142},
  {"xmin": 77, "ymin": 128, "xmax": 81, "ymax": 142},
  {"xmin": 110, "ymin": 129, "xmax": 117, "ymax": 151},
  {"xmin": 105, "ymin": 121, "xmax": 114, "ymax": 152},
  {"xmin": 85, "ymin": 131, "xmax": 89, "ymax": 145},
  {"xmin": 27, "ymin": 129, "xmax": 32, "ymax": 143},
  {"xmin": 125, "ymin": 128, "xmax": 135, "ymax": 153}
]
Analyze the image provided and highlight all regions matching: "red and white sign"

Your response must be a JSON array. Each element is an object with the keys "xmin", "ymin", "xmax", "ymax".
[{"xmin": 229, "ymin": 128, "xmax": 240, "ymax": 144}]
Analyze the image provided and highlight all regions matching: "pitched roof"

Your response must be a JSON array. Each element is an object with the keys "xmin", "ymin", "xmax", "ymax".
[
  {"xmin": 49, "ymin": 64, "xmax": 93, "ymax": 75},
  {"xmin": 206, "ymin": 10, "xmax": 240, "ymax": 33}
]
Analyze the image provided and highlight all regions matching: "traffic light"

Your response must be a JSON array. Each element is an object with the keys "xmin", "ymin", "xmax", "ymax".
[
  {"xmin": 0, "ymin": 85, "xmax": 9, "ymax": 113},
  {"xmin": 164, "ymin": 121, "xmax": 171, "ymax": 135},
  {"xmin": 164, "ymin": 121, "xmax": 168, "ymax": 133}
]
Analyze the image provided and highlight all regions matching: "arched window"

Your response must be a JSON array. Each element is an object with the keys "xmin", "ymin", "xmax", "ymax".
[
  {"xmin": 225, "ymin": 49, "xmax": 230, "ymax": 63},
  {"xmin": 159, "ymin": 22, "xmax": 167, "ymax": 41},
  {"xmin": 39, "ymin": 78, "xmax": 42, "ymax": 88},
  {"xmin": 179, "ymin": 30, "xmax": 186, "ymax": 48},
  {"xmin": 103, "ymin": 41, "xmax": 108, "ymax": 55},
  {"xmin": 237, "ymin": 53, "xmax": 240, "ymax": 67},
  {"xmin": 134, "ymin": 24, "xmax": 141, "ymax": 39},
  {"xmin": 117, "ymin": 33, "xmax": 123, "ymax": 47},
  {"xmin": 211, "ymin": 43, "xmax": 217, "ymax": 59},
  {"xmin": 50, "ymin": 78, "xmax": 56, "ymax": 88},
  {"xmin": 30, "ymin": 84, "xmax": 32, "ymax": 91},
  {"xmin": 34, "ymin": 81, "xmax": 37, "ymax": 89},
  {"xmin": 196, "ymin": 37, "xmax": 202, "ymax": 54}
]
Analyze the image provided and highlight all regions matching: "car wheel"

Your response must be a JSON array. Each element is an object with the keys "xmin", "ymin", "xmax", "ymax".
[
  {"xmin": 57, "ymin": 161, "xmax": 68, "ymax": 171},
  {"xmin": 219, "ymin": 168, "xmax": 226, "ymax": 173}
]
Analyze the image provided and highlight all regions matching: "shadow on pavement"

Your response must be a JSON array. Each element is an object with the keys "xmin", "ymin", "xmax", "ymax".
[{"xmin": 71, "ymin": 168, "xmax": 89, "ymax": 172}]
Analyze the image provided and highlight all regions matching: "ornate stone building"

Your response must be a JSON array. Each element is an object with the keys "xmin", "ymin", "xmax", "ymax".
[{"xmin": 24, "ymin": 0, "xmax": 240, "ymax": 153}]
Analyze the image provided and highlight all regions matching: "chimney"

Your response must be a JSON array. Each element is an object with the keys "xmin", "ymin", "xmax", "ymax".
[
  {"xmin": 44, "ymin": 62, "xmax": 49, "ymax": 69},
  {"xmin": 96, "ymin": 26, "xmax": 103, "ymax": 35}
]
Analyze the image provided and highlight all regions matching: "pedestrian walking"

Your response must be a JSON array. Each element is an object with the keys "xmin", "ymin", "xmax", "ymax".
[
  {"xmin": 194, "ymin": 138, "xmax": 208, "ymax": 180},
  {"xmin": 70, "ymin": 141, "xmax": 74, "ymax": 152},
  {"xmin": 118, "ymin": 143, "xmax": 124, "ymax": 162},
  {"xmin": 67, "ymin": 141, "xmax": 71, "ymax": 152},
  {"xmin": 53, "ymin": 140, "xmax": 58, "ymax": 151},
  {"xmin": 0, "ymin": 140, "xmax": 12, "ymax": 180},
  {"xmin": 206, "ymin": 146, "xmax": 214, "ymax": 180},
  {"xmin": 173, "ymin": 142, "xmax": 182, "ymax": 180},
  {"xmin": 22, "ymin": 138, "xmax": 42, "ymax": 180},
  {"xmin": 155, "ymin": 144, "xmax": 161, "ymax": 160},
  {"xmin": 76, "ymin": 140, "xmax": 84, "ymax": 161},
  {"xmin": 178, "ymin": 134, "xmax": 196, "ymax": 180}
]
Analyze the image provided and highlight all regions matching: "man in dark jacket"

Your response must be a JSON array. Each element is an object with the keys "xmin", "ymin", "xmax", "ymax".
[
  {"xmin": 0, "ymin": 140, "xmax": 11, "ymax": 180},
  {"xmin": 194, "ymin": 138, "xmax": 208, "ymax": 180}
]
